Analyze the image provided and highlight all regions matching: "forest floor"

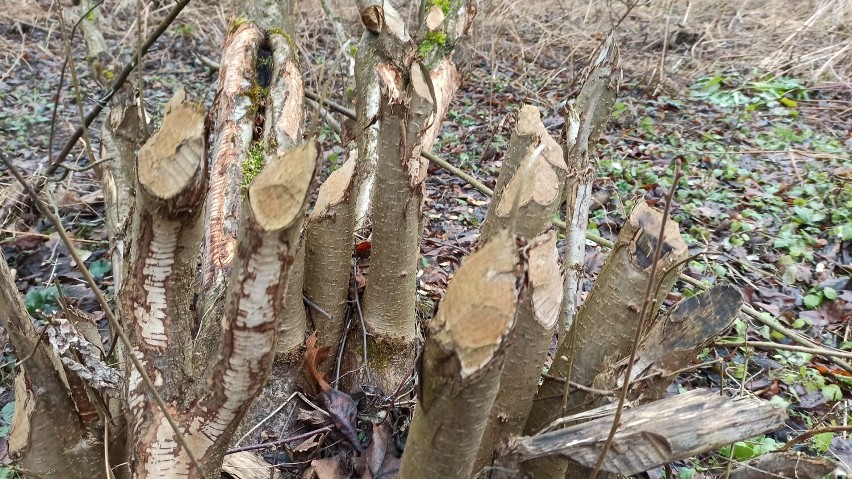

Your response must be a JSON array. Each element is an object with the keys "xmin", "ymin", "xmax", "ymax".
[{"xmin": 0, "ymin": 0, "xmax": 850, "ymax": 478}]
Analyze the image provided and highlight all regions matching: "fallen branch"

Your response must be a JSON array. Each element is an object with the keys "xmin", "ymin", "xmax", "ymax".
[{"xmin": 494, "ymin": 390, "xmax": 787, "ymax": 478}]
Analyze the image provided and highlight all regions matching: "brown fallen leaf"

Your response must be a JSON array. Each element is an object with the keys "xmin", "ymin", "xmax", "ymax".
[
  {"xmin": 306, "ymin": 457, "xmax": 344, "ymax": 479},
  {"xmin": 354, "ymin": 422, "xmax": 400, "ymax": 479},
  {"xmin": 305, "ymin": 334, "xmax": 363, "ymax": 453}
]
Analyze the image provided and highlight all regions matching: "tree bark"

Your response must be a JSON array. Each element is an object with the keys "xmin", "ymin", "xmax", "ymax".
[
  {"xmin": 357, "ymin": 0, "xmax": 477, "ymax": 393},
  {"xmin": 591, "ymin": 285, "xmax": 743, "ymax": 404},
  {"xmin": 399, "ymin": 231, "xmax": 522, "ymax": 479},
  {"xmin": 497, "ymin": 390, "xmax": 787, "ymax": 477},
  {"xmin": 475, "ymin": 232, "xmax": 563, "ymax": 472},
  {"xmin": 0, "ymin": 261, "xmax": 106, "ymax": 478},
  {"xmin": 523, "ymin": 201, "xmax": 689, "ymax": 479},
  {"xmin": 304, "ymin": 153, "xmax": 358, "ymax": 358},
  {"xmin": 479, "ymin": 105, "xmax": 567, "ymax": 242},
  {"xmin": 472, "ymin": 105, "xmax": 566, "ymax": 470},
  {"xmin": 560, "ymin": 34, "xmax": 621, "ymax": 334}
]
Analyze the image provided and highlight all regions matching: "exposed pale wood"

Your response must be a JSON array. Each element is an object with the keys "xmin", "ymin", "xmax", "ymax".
[
  {"xmin": 480, "ymin": 105, "xmax": 567, "ymax": 242},
  {"xmin": 476, "ymin": 232, "xmax": 563, "ymax": 472},
  {"xmin": 499, "ymin": 390, "xmax": 787, "ymax": 477},
  {"xmin": 399, "ymin": 231, "xmax": 521, "ymax": 479},
  {"xmin": 198, "ymin": 22, "xmax": 265, "ymax": 344}
]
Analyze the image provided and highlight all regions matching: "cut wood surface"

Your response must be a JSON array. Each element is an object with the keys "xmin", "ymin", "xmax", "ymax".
[
  {"xmin": 480, "ymin": 105, "xmax": 567, "ymax": 242},
  {"xmin": 399, "ymin": 231, "xmax": 521, "ymax": 479},
  {"xmin": 501, "ymin": 390, "xmax": 787, "ymax": 477},
  {"xmin": 475, "ymin": 232, "xmax": 563, "ymax": 471}
]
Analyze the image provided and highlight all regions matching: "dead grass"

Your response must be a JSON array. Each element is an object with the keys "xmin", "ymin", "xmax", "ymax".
[
  {"xmin": 477, "ymin": 0, "xmax": 852, "ymax": 86},
  {"xmin": 4, "ymin": 0, "xmax": 847, "ymax": 90}
]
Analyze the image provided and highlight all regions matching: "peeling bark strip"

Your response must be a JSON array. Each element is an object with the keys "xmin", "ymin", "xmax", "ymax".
[
  {"xmin": 480, "ymin": 105, "xmax": 567, "ymax": 242},
  {"xmin": 399, "ymin": 231, "xmax": 522, "ymax": 479},
  {"xmin": 560, "ymin": 34, "xmax": 621, "ymax": 333},
  {"xmin": 592, "ymin": 285, "xmax": 743, "ymax": 403},
  {"xmin": 498, "ymin": 390, "xmax": 787, "ymax": 477},
  {"xmin": 476, "ymin": 232, "xmax": 563, "ymax": 472},
  {"xmin": 524, "ymin": 202, "xmax": 688, "ymax": 479},
  {"xmin": 0, "ymin": 261, "xmax": 104, "ymax": 478}
]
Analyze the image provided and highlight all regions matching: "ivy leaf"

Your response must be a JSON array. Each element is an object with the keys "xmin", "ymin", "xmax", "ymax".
[
  {"xmin": 822, "ymin": 384, "xmax": 842, "ymax": 401},
  {"xmin": 812, "ymin": 432, "xmax": 834, "ymax": 453},
  {"xmin": 803, "ymin": 294, "xmax": 821, "ymax": 309},
  {"xmin": 88, "ymin": 259, "xmax": 112, "ymax": 279}
]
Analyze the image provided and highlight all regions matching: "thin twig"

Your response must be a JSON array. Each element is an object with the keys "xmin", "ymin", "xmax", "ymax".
[
  {"xmin": 353, "ymin": 266, "xmax": 372, "ymax": 384},
  {"xmin": 136, "ymin": 0, "xmax": 150, "ymax": 138},
  {"xmin": 716, "ymin": 341, "xmax": 852, "ymax": 361},
  {"xmin": 225, "ymin": 427, "xmax": 333, "ymax": 455},
  {"xmin": 589, "ymin": 159, "xmax": 682, "ymax": 479},
  {"xmin": 0, "ymin": 155, "xmax": 210, "ymax": 479},
  {"xmin": 542, "ymin": 374, "xmax": 615, "ymax": 396},
  {"xmin": 303, "ymin": 295, "xmax": 333, "ymax": 321},
  {"xmin": 778, "ymin": 425, "xmax": 852, "ymax": 452},
  {"xmin": 58, "ymin": 11, "xmax": 99, "ymax": 170},
  {"xmin": 14, "ymin": 326, "xmax": 50, "ymax": 367},
  {"xmin": 47, "ymin": 0, "xmax": 105, "ymax": 168}
]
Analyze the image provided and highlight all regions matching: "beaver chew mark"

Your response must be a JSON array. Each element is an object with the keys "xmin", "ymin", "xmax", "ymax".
[{"xmin": 635, "ymin": 232, "xmax": 674, "ymax": 269}]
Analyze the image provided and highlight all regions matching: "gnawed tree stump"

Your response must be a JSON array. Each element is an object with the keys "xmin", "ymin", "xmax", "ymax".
[
  {"xmin": 560, "ymin": 34, "xmax": 621, "ymax": 333},
  {"xmin": 474, "ymin": 104, "xmax": 566, "ymax": 470},
  {"xmin": 399, "ymin": 231, "xmax": 522, "ymax": 478},
  {"xmin": 590, "ymin": 285, "xmax": 744, "ymax": 404}
]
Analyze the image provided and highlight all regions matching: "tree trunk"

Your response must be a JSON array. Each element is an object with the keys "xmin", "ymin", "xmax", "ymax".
[
  {"xmin": 560, "ymin": 34, "xmax": 621, "ymax": 334},
  {"xmin": 399, "ymin": 231, "xmax": 522, "ymax": 479},
  {"xmin": 303, "ymin": 153, "xmax": 358, "ymax": 359},
  {"xmin": 474, "ymin": 104, "xmax": 566, "ymax": 471},
  {"xmin": 523, "ymin": 201, "xmax": 689, "ymax": 479},
  {"xmin": 357, "ymin": 0, "xmax": 477, "ymax": 394},
  {"xmin": 475, "ymin": 232, "xmax": 563, "ymax": 472}
]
